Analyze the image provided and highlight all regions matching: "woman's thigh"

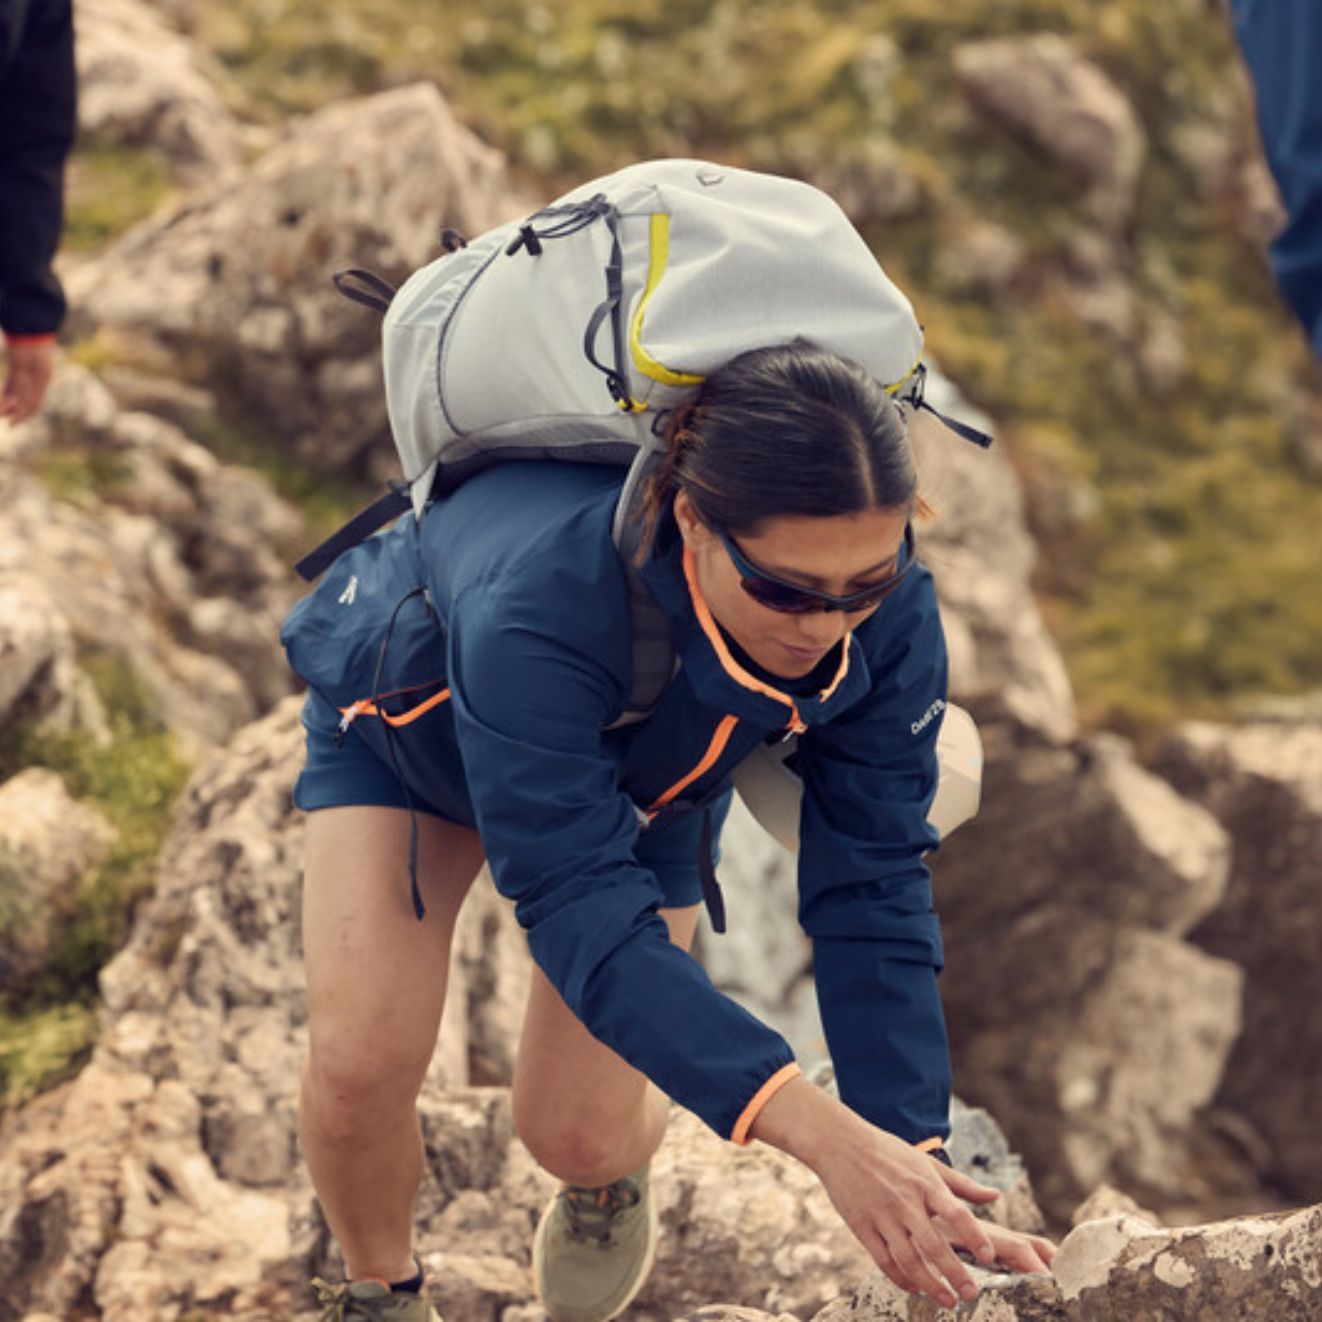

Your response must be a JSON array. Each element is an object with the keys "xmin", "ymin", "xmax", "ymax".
[
  {"xmin": 512, "ymin": 905, "xmax": 702, "ymax": 1124},
  {"xmin": 301, "ymin": 804, "xmax": 485, "ymax": 1087}
]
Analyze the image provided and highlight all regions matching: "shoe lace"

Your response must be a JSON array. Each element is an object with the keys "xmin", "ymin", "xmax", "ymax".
[
  {"xmin": 311, "ymin": 1278, "xmax": 391, "ymax": 1322},
  {"xmin": 560, "ymin": 1177, "xmax": 642, "ymax": 1246}
]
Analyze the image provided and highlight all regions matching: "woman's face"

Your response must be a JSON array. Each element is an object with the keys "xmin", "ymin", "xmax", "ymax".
[{"xmin": 673, "ymin": 491, "xmax": 911, "ymax": 680}]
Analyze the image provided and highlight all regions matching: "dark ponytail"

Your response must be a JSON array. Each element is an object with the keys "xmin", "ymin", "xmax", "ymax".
[{"xmin": 639, "ymin": 340, "xmax": 922, "ymax": 547}]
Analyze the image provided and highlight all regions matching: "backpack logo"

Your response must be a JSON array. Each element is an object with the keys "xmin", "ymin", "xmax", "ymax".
[{"xmin": 338, "ymin": 575, "xmax": 359, "ymax": 606}]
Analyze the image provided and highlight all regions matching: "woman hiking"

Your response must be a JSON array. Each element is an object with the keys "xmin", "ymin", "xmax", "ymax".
[{"xmin": 284, "ymin": 340, "xmax": 1056, "ymax": 1321}]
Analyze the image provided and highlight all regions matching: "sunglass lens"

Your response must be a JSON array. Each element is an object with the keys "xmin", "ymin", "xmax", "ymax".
[{"xmin": 741, "ymin": 577, "xmax": 821, "ymax": 613}]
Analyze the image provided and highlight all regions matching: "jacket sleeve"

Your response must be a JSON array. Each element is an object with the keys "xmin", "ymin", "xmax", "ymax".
[
  {"xmin": 794, "ymin": 576, "xmax": 952, "ymax": 1146},
  {"xmin": 1231, "ymin": 0, "xmax": 1322, "ymax": 355},
  {"xmin": 445, "ymin": 574, "xmax": 797, "ymax": 1140},
  {"xmin": 0, "ymin": 0, "xmax": 76, "ymax": 338}
]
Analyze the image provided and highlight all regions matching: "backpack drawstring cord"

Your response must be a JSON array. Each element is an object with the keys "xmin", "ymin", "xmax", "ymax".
[{"xmin": 366, "ymin": 585, "xmax": 434, "ymax": 921}]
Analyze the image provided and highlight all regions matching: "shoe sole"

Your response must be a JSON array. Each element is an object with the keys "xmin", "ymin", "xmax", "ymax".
[{"xmin": 530, "ymin": 1185, "xmax": 661, "ymax": 1322}]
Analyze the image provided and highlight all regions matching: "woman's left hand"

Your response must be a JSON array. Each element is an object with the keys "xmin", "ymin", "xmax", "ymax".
[{"xmin": 938, "ymin": 1216, "xmax": 1056, "ymax": 1276}]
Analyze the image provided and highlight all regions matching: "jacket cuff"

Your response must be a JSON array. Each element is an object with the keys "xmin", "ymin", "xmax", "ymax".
[
  {"xmin": 730, "ymin": 1062, "xmax": 802, "ymax": 1146},
  {"xmin": 4, "ymin": 332, "xmax": 58, "ymax": 346}
]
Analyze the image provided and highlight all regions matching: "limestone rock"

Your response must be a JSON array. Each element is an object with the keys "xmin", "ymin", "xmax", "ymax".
[
  {"xmin": 1155, "ymin": 721, "xmax": 1322, "ymax": 1198},
  {"xmin": 74, "ymin": 0, "xmax": 242, "ymax": 180},
  {"xmin": 680, "ymin": 1310, "xmax": 804, "ymax": 1321},
  {"xmin": 69, "ymin": 83, "xmax": 529, "ymax": 478},
  {"xmin": 935, "ymin": 222, "xmax": 1029, "ymax": 298},
  {"xmin": 811, "ymin": 1268, "xmax": 1064, "ymax": 1321},
  {"xmin": 812, "ymin": 139, "xmax": 925, "ymax": 224},
  {"xmin": 1, "ymin": 365, "xmax": 304, "ymax": 750},
  {"xmin": 932, "ymin": 725, "xmax": 1240, "ymax": 1220},
  {"xmin": 953, "ymin": 35, "xmax": 1146, "ymax": 234},
  {"xmin": 810, "ymin": 1202, "xmax": 1322, "ymax": 1319},
  {"xmin": 1069, "ymin": 1185, "xmax": 1159, "ymax": 1228},
  {"xmin": 0, "ymin": 769, "xmax": 116, "ymax": 992},
  {"xmin": 947, "ymin": 1099, "xmax": 1047, "ymax": 1238},
  {"xmin": 0, "ymin": 581, "xmax": 85, "ymax": 733},
  {"xmin": 1054, "ymin": 1205, "xmax": 1322, "ymax": 1320},
  {"xmin": 911, "ymin": 385, "xmax": 1077, "ymax": 745},
  {"xmin": 694, "ymin": 795, "xmax": 809, "ymax": 1041},
  {"xmin": 637, "ymin": 1108, "xmax": 873, "ymax": 1320}
]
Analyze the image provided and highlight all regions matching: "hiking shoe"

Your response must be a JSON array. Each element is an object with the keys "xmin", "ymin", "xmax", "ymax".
[
  {"xmin": 532, "ymin": 1163, "xmax": 659, "ymax": 1322},
  {"xmin": 310, "ymin": 1277, "xmax": 443, "ymax": 1321}
]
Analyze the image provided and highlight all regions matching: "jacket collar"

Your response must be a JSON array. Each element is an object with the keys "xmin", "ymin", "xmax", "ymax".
[{"xmin": 637, "ymin": 518, "xmax": 872, "ymax": 730}]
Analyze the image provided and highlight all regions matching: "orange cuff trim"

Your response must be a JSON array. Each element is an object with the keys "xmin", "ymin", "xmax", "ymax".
[
  {"xmin": 731, "ymin": 1062, "xmax": 803, "ymax": 1146},
  {"xmin": 916, "ymin": 1136, "xmax": 945, "ymax": 1154},
  {"xmin": 646, "ymin": 712, "xmax": 739, "ymax": 815},
  {"xmin": 4, "ymin": 332, "xmax": 57, "ymax": 345}
]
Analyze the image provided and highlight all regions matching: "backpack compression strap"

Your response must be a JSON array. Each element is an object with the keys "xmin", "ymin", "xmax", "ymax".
[
  {"xmin": 294, "ymin": 481, "xmax": 412, "ymax": 582},
  {"xmin": 607, "ymin": 448, "xmax": 679, "ymax": 730}
]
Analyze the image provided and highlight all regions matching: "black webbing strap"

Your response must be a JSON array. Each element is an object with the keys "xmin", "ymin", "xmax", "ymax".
[
  {"xmin": 917, "ymin": 398, "xmax": 993, "ymax": 449},
  {"xmin": 332, "ymin": 269, "xmax": 398, "ymax": 314},
  {"xmin": 294, "ymin": 482, "xmax": 413, "ymax": 582},
  {"xmin": 698, "ymin": 807, "xmax": 727, "ymax": 934},
  {"xmin": 583, "ymin": 206, "xmax": 637, "ymax": 409}
]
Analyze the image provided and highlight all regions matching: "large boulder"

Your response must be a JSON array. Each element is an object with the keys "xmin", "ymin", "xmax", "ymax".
[
  {"xmin": 0, "ymin": 581, "xmax": 91, "ymax": 736},
  {"xmin": 1155, "ymin": 721, "xmax": 1322, "ymax": 1198},
  {"xmin": 952, "ymin": 34, "xmax": 1146, "ymax": 235},
  {"xmin": 932, "ymin": 728, "xmax": 1241, "ymax": 1221},
  {"xmin": 913, "ymin": 390, "xmax": 1077, "ymax": 746},
  {"xmin": 0, "ymin": 769, "xmax": 116, "ymax": 995},
  {"xmin": 68, "ymin": 83, "xmax": 528, "ymax": 480},
  {"xmin": 812, "ymin": 1204, "xmax": 1322, "ymax": 1320},
  {"xmin": 74, "ymin": 0, "xmax": 244, "ymax": 181},
  {"xmin": 0, "ymin": 365, "xmax": 304, "ymax": 751}
]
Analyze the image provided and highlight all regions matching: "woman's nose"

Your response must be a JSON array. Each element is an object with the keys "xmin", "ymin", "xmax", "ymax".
[{"xmin": 793, "ymin": 609, "xmax": 849, "ymax": 648}]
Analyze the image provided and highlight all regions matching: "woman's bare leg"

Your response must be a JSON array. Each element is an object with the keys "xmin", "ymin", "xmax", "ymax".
[
  {"xmin": 298, "ymin": 805, "xmax": 485, "ymax": 1282},
  {"xmin": 511, "ymin": 905, "xmax": 702, "ymax": 1186}
]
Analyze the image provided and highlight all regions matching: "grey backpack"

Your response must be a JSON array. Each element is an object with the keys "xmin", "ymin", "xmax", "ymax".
[{"xmin": 296, "ymin": 157, "xmax": 986, "ymax": 583}]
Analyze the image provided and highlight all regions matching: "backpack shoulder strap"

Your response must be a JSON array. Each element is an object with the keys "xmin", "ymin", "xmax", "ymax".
[{"xmin": 607, "ymin": 449, "xmax": 678, "ymax": 731}]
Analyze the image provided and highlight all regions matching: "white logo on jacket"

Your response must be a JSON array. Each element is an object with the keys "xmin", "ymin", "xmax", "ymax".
[
  {"xmin": 911, "ymin": 698, "xmax": 946, "ymax": 736},
  {"xmin": 338, "ymin": 575, "xmax": 358, "ymax": 606}
]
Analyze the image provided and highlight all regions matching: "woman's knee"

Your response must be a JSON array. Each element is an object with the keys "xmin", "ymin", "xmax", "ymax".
[
  {"xmin": 300, "ymin": 1030, "xmax": 430, "ymax": 1137},
  {"xmin": 511, "ymin": 1082, "xmax": 664, "ymax": 1185}
]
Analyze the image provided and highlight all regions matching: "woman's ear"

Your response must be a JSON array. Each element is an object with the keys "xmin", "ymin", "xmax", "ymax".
[{"xmin": 672, "ymin": 489, "xmax": 715, "ymax": 549}]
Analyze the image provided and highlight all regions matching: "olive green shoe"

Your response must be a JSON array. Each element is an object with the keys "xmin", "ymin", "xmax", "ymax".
[
  {"xmin": 532, "ymin": 1164, "xmax": 659, "ymax": 1322},
  {"xmin": 310, "ymin": 1277, "xmax": 443, "ymax": 1321}
]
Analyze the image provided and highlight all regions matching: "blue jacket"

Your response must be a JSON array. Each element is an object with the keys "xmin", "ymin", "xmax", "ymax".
[
  {"xmin": 283, "ymin": 460, "xmax": 953, "ymax": 1146},
  {"xmin": 1232, "ymin": 0, "xmax": 1322, "ymax": 358}
]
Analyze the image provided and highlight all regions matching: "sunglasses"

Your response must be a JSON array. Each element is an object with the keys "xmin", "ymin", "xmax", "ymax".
[{"xmin": 717, "ymin": 522, "xmax": 916, "ymax": 614}]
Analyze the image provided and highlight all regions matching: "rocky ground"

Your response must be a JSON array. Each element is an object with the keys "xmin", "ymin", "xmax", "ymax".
[{"xmin": 2, "ymin": 0, "xmax": 1322, "ymax": 1317}]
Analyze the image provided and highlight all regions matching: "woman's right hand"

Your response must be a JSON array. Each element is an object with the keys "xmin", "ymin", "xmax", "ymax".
[{"xmin": 748, "ymin": 1076, "xmax": 1017, "ymax": 1311}]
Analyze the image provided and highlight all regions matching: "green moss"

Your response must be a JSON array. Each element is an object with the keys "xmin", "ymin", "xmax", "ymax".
[
  {"xmin": 33, "ymin": 449, "xmax": 135, "ymax": 508},
  {"xmin": 64, "ymin": 140, "xmax": 175, "ymax": 253},
  {"xmin": 0, "ymin": 652, "xmax": 191, "ymax": 1055},
  {"xmin": 0, "ymin": 1003, "xmax": 96, "ymax": 1104}
]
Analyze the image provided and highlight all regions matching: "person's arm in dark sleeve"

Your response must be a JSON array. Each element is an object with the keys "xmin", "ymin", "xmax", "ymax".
[
  {"xmin": 0, "ymin": 0, "xmax": 76, "ymax": 340},
  {"xmin": 445, "ymin": 574, "xmax": 799, "ymax": 1141},
  {"xmin": 1231, "ymin": 0, "xmax": 1322, "ymax": 357},
  {"xmin": 795, "ymin": 577, "xmax": 952, "ymax": 1149}
]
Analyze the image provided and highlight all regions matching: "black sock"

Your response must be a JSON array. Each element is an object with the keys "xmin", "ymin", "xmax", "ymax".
[{"xmin": 389, "ymin": 1262, "xmax": 424, "ymax": 1294}]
